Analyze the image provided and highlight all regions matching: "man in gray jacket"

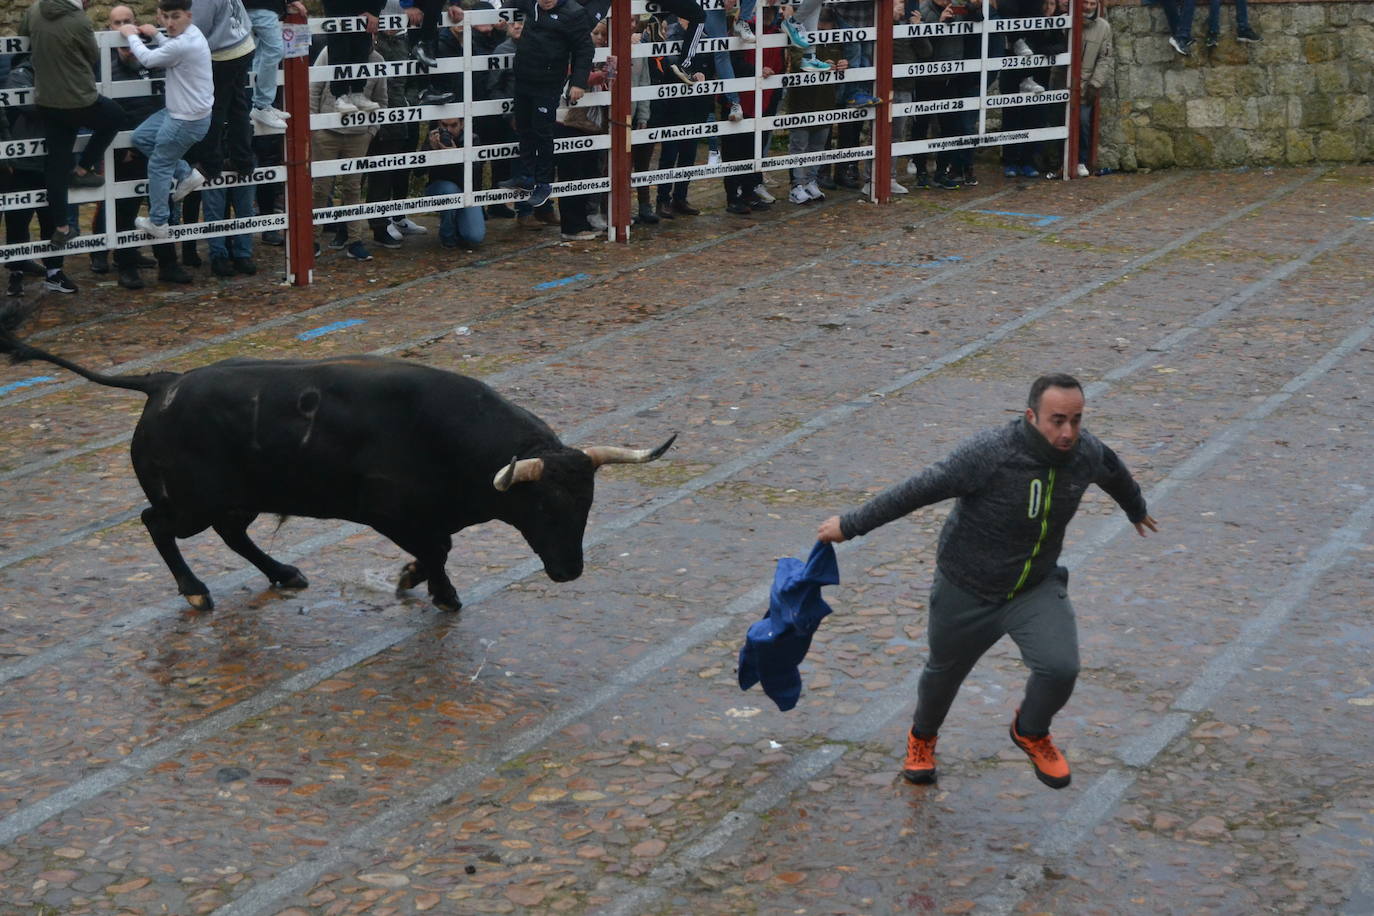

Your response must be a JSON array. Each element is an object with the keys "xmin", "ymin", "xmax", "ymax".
[{"xmin": 818, "ymin": 374, "xmax": 1158, "ymax": 789}]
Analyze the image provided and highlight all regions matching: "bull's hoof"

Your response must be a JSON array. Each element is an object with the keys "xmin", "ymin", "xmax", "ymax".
[
  {"xmin": 274, "ymin": 567, "xmax": 309, "ymax": 590},
  {"xmin": 397, "ymin": 561, "xmax": 424, "ymax": 591},
  {"xmin": 432, "ymin": 593, "xmax": 462, "ymax": 613},
  {"xmin": 184, "ymin": 593, "xmax": 214, "ymax": 611}
]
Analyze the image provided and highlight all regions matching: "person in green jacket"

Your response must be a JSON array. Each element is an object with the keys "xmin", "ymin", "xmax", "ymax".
[{"xmin": 20, "ymin": 0, "xmax": 127, "ymax": 248}]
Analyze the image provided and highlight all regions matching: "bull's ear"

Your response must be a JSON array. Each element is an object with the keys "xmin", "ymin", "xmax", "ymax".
[
  {"xmin": 583, "ymin": 433, "xmax": 677, "ymax": 469},
  {"xmin": 493, "ymin": 456, "xmax": 545, "ymax": 491}
]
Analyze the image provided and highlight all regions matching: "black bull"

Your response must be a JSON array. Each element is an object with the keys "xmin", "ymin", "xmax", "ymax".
[{"xmin": 1, "ymin": 327, "xmax": 674, "ymax": 612}]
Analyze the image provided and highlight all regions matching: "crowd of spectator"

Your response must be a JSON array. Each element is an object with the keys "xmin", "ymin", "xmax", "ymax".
[{"xmin": 2, "ymin": 0, "xmax": 1112, "ymax": 298}]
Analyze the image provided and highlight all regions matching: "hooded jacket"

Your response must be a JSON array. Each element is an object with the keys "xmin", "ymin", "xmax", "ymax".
[
  {"xmin": 19, "ymin": 0, "xmax": 100, "ymax": 110},
  {"xmin": 504, "ymin": 0, "xmax": 594, "ymax": 93},
  {"xmin": 840, "ymin": 417, "xmax": 1148, "ymax": 603}
]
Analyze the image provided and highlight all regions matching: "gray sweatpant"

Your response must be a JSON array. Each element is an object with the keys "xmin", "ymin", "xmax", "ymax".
[{"xmin": 913, "ymin": 566, "xmax": 1079, "ymax": 737}]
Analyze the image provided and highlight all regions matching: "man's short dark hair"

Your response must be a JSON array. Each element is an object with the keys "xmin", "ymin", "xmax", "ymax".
[
  {"xmin": 1027, "ymin": 373, "xmax": 1083, "ymax": 413},
  {"xmin": 159, "ymin": 0, "xmax": 191, "ymax": 13}
]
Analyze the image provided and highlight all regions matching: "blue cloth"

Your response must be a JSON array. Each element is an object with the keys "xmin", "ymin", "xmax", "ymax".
[{"xmin": 737, "ymin": 541, "xmax": 839, "ymax": 711}]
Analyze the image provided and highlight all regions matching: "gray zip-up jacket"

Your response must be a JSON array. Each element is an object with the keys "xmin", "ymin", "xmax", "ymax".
[{"xmin": 840, "ymin": 417, "xmax": 1148, "ymax": 603}]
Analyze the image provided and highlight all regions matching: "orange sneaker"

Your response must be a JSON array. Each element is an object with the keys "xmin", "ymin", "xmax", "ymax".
[
  {"xmin": 1009, "ymin": 711, "xmax": 1071, "ymax": 789},
  {"xmin": 902, "ymin": 731, "xmax": 938, "ymax": 784}
]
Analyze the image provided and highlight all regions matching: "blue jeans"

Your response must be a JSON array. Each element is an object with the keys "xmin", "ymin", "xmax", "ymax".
[
  {"xmin": 248, "ymin": 8, "xmax": 285, "ymax": 110},
  {"xmin": 132, "ymin": 109, "xmax": 211, "ymax": 226},
  {"xmin": 424, "ymin": 180, "xmax": 485, "ymax": 247},
  {"xmin": 704, "ymin": 9, "xmax": 740, "ymax": 104},
  {"xmin": 203, "ymin": 184, "xmax": 256, "ymax": 259},
  {"xmin": 1208, "ymin": 0, "xmax": 1249, "ymax": 33}
]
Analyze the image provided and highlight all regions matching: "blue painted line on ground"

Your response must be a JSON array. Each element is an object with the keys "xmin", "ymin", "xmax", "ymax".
[
  {"xmin": 1353, "ymin": 216, "xmax": 1374, "ymax": 222},
  {"xmin": 0, "ymin": 376, "xmax": 56, "ymax": 397},
  {"xmin": 849, "ymin": 256, "xmax": 964, "ymax": 269},
  {"xmin": 534, "ymin": 273, "xmax": 590, "ymax": 290},
  {"xmin": 298, "ymin": 319, "xmax": 365, "ymax": 341},
  {"xmin": 975, "ymin": 209, "xmax": 1063, "ymax": 227}
]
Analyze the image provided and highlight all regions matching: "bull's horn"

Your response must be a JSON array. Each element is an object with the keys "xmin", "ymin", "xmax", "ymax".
[
  {"xmin": 492, "ymin": 456, "xmax": 545, "ymax": 491},
  {"xmin": 583, "ymin": 433, "xmax": 677, "ymax": 469}
]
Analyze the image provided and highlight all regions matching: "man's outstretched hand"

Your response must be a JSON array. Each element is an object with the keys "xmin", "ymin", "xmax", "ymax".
[{"xmin": 817, "ymin": 515, "xmax": 846, "ymax": 543}]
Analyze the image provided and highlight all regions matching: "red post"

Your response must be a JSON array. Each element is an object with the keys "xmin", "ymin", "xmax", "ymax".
[
  {"xmin": 283, "ymin": 11, "xmax": 315, "ymax": 284},
  {"xmin": 609, "ymin": 0, "xmax": 633, "ymax": 241},
  {"xmin": 872, "ymin": 3, "xmax": 893, "ymax": 204},
  {"xmin": 1064, "ymin": 0, "xmax": 1084, "ymax": 180}
]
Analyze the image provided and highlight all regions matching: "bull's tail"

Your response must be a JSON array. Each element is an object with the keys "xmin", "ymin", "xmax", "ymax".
[{"xmin": 0, "ymin": 303, "xmax": 177, "ymax": 397}]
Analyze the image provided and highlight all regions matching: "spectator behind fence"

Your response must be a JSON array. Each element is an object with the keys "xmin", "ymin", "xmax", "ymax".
[
  {"xmin": 720, "ymin": 5, "xmax": 781, "ymax": 216},
  {"xmin": 1073, "ymin": 0, "xmax": 1111, "ymax": 177},
  {"xmin": 1, "ymin": 56, "xmax": 78, "ymax": 295},
  {"xmin": 1160, "ymin": 0, "xmax": 1259, "ymax": 55},
  {"xmin": 629, "ymin": 17, "xmax": 659, "ymax": 225},
  {"xmin": 364, "ymin": 0, "xmax": 430, "ymax": 250},
  {"xmin": 309, "ymin": 43, "xmax": 388, "ymax": 262},
  {"xmin": 464, "ymin": 1, "xmax": 518, "ymax": 218},
  {"xmin": 413, "ymin": 0, "xmax": 461, "ymax": 104},
  {"xmin": 554, "ymin": 16, "xmax": 609, "ymax": 240},
  {"xmin": 871, "ymin": 0, "xmax": 930, "ymax": 195},
  {"xmin": 777, "ymin": 0, "xmax": 834, "ymax": 72},
  {"xmin": 186, "ymin": 0, "xmax": 257, "ymax": 178},
  {"xmin": 98, "ymin": 6, "xmax": 193, "ymax": 289},
  {"xmin": 244, "ymin": 0, "xmax": 307, "ymax": 131},
  {"xmin": 121, "ymin": 0, "xmax": 215, "ymax": 243},
  {"xmin": 423, "ymin": 117, "xmax": 486, "ymax": 248},
  {"xmin": 497, "ymin": 0, "xmax": 594, "ymax": 211},
  {"xmin": 489, "ymin": 17, "xmax": 555, "ymax": 229},
  {"xmin": 647, "ymin": 16, "xmax": 712, "ymax": 221},
  {"xmin": 20, "ymin": 0, "xmax": 127, "ymax": 249},
  {"xmin": 322, "ymin": 0, "xmax": 384, "ymax": 113},
  {"xmin": 783, "ymin": 30, "xmax": 847, "ymax": 206},
  {"xmin": 916, "ymin": 0, "xmax": 981, "ymax": 189}
]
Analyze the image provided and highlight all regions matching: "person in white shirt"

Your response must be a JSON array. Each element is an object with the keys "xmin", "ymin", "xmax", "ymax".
[{"xmin": 120, "ymin": 0, "xmax": 215, "ymax": 237}]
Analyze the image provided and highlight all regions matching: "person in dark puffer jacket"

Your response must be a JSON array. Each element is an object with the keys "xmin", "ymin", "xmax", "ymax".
[
  {"xmin": 497, "ymin": 0, "xmax": 593, "ymax": 209},
  {"xmin": 818, "ymin": 374, "xmax": 1158, "ymax": 790}
]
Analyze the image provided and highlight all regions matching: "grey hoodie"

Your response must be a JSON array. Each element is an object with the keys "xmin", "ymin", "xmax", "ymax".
[{"xmin": 840, "ymin": 418, "xmax": 1148, "ymax": 603}]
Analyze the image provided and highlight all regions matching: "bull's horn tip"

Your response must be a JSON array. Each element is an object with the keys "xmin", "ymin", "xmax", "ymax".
[{"xmin": 649, "ymin": 432, "xmax": 678, "ymax": 460}]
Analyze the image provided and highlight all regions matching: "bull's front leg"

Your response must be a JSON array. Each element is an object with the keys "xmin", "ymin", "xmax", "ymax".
[{"xmin": 382, "ymin": 529, "xmax": 460, "ymax": 612}]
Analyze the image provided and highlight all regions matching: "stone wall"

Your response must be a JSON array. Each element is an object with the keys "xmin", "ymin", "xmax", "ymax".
[{"xmin": 1098, "ymin": 1, "xmax": 1374, "ymax": 168}]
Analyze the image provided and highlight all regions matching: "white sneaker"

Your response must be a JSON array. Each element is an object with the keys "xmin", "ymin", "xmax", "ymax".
[
  {"xmin": 1012, "ymin": 38, "xmax": 1034, "ymax": 57},
  {"xmin": 385, "ymin": 221, "xmax": 404, "ymax": 242},
  {"xmin": 890, "ymin": 178, "xmax": 909, "ymax": 195},
  {"xmin": 171, "ymin": 168, "xmax": 205, "ymax": 202},
  {"xmin": 788, "ymin": 185, "xmax": 811, "ymax": 205},
  {"xmin": 269, "ymin": 106, "xmax": 291, "ymax": 120},
  {"xmin": 707, "ymin": 150, "xmax": 722, "ymax": 167},
  {"xmin": 349, "ymin": 93, "xmax": 381, "ymax": 112},
  {"xmin": 906, "ymin": 159, "xmax": 918, "ymax": 175},
  {"xmin": 334, "ymin": 94, "xmax": 358, "ymax": 114},
  {"xmin": 1019, "ymin": 76, "xmax": 1046, "ymax": 94},
  {"xmin": 752, "ymin": 184, "xmax": 775, "ymax": 203},
  {"xmin": 860, "ymin": 181, "xmax": 872, "ymax": 196},
  {"xmin": 588, "ymin": 212, "xmax": 608, "ymax": 230},
  {"xmin": 392, "ymin": 216, "xmax": 428, "ymax": 235},
  {"xmin": 135, "ymin": 216, "xmax": 169, "ymax": 239},
  {"xmin": 728, "ymin": 102, "xmax": 743, "ymax": 123},
  {"xmin": 734, "ymin": 18, "xmax": 756, "ymax": 44},
  {"xmin": 803, "ymin": 180, "xmax": 825, "ymax": 201},
  {"xmin": 250, "ymin": 107, "xmax": 288, "ymax": 130},
  {"xmin": 1075, "ymin": 162, "xmax": 1090, "ymax": 178}
]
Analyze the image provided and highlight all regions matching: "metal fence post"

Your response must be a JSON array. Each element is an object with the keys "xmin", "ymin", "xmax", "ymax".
[
  {"xmin": 283, "ymin": 11, "xmax": 315, "ymax": 285},
  {"xmin": 873, "ymin": 2, "xmax": 893, "ymax": 204},
  {"xmin": 610, "ymin": 0, "xmax": 633, "ymax": 242}
]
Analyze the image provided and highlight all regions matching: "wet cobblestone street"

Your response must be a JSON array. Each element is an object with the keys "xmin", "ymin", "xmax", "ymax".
[{"xmin": 1, "ymin": 167, "xmax": 1372, "ymax": 915}]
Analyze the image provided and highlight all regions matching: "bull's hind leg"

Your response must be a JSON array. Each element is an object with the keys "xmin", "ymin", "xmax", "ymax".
[
  {"xmin": 141, "ymin": 507, "xmax": 213, "ymax": 611},
  {"xmin": 213, "ymin": 513, "xmax": 309, "ymax": 591}
]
